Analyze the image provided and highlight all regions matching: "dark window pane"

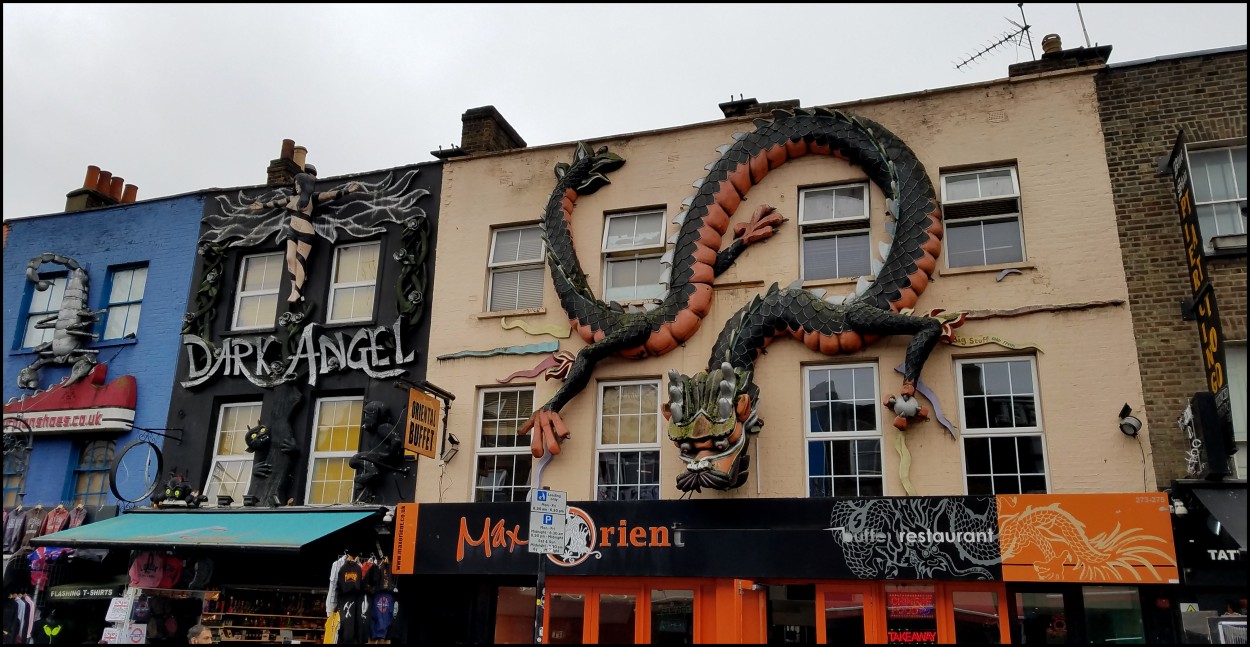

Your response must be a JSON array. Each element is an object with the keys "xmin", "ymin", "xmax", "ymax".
[
  {"xmin": 961, "ymin": 364, "xmax": 985, "ymax": 396},
  {"xmin": 852, "ymin": 367, "xmax": 875, "ymax": 400},
  {"xmin": 855, "ymin": 440, "xmax": 881, "ymax": 475},
  {"xmin": 831, "ymin": 441, "xmax": 853, "ymax": 474},
  {"xmin": 808, "ymin": 441, "xmax": 829, "ymax": 476},
  {"xmin": 967, "ymin": 476, "xmax": 994, "ymax": 496},
  {"xmin": 859, "ymin": 476, "xmax": 884, "ymax": 497},
  {"xmin": 965, "ymin": 438, "xmax": 991, "ymax": 474},
  {"xmin": 829, "ymin": 370, "xmax": 855, "ymax": 402},
  {"xmin": 854, "ymin": 403, "xmax": 877, "ymax": 432},
  {"xmin": 990, "ymin": 437, "xmax": 1019, "ymax": 474},
  {"xmin": 1008, "ymin": 361, "xmax": 1034, "ymax": 393},
  {"xmin": 830, "ymin": 402, "xmax": 856, "ymax": 432},
  {"xmin": 834, "ymin": 477, "xmax": 858, "ymax": 497},
  {"xmin": 982, "ymin": 219, "xmax": 1024, "ymax": 264},
  {"xmin": 987, "ymin": 396, "xmax": 1015, "ymax": 428},
  {"xmin": 1017, "ymin": 436, "xmax": 1046, "ymax": 473},
  {"xmin": 599, "ymin": 452, "xmax": 620, "ymax": 484},
  {"xmin": 1019, "ymin": 475, "xmax": 1048, "ymax": 494},
  {"xmin": 993, "ymin": 476, "xmax": 1020, "ymax": 495},
  {"xmin": 620, "ymin": 452, "xmax": 641, "ymax": 484},
  {"xmin": 965, "ymin": 396, "xmax": 988, "ymax": 429},
  {"xmin": 641, "ymin": 485, "xmax": 660, "ymax": 501},
  {"xmin": 1015, "ymin": 397, "xmax": 1037, "ymax": 428},
  {"xmin": 810, "ymin": 478, "xmax": 831, "ymax": 498},
  {"xmin": 809, "ymin": 403, "xmax": 832, "ymax": 433}
]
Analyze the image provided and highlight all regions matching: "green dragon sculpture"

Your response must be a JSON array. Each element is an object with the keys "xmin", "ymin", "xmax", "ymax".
[{"xmin": 524, "ymin": 108, "xmax": 952, "ymax": 494}]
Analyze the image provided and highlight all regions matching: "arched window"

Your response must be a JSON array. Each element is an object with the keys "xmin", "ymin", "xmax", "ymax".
[{"xmin": 71, "ymin": 440, "xmax": 116, "ymax": 508}]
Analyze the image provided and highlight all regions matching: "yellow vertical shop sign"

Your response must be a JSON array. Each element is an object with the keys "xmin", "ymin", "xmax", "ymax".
[
  {"xmin": 391, "ymin": 503, "xmax": 418, "ymax": 575},
  {"xmin": 405, "ymin": 388, "xmax": 439, "ymax": 459}
]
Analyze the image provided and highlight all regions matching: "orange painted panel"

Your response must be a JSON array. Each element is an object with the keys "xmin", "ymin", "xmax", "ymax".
[
  {"xmin": 391, "ymin": 503, "xmax": 418, "ymax": 575},
  {"xmin": 997, "ymin": 493, "xmax": 1179, "ymax": 583}
]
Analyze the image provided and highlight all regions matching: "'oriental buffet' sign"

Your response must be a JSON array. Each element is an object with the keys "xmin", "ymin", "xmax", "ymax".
[{"xmin": 181, "ymin": 319, "xmax": 416, "ymax": 388}]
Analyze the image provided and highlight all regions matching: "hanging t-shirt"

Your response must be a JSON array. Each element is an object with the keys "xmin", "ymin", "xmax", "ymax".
[
  {"xmin": 158, "ymin": 555, "xmax": 183, "ymax": 589},
  {"xmin": 324, "ymin": 610, "xmax": 341, "ymax": 645},
  {"xmin": 2, "ymin": 508, "xmax": 25, "ymax": 553},
  {"xmin": 66, "ymin": 506, "xmax": 87, "ymax": 529},
  {"xmin": 326, "ymin": 555, "xmax": 347, "ymax": 613},
  {"xmin": 39, "ymin": 507, "xmax": 70, "ymax": 537},
  {"xmin": 371, "ymin": 591, "xmax": 396, "ymax": 639},
  {"xmin": 128, "ymin": 552, "xmax": 164, "ymax": 588},
  {"xmin": 20, "ymin": 508, "xmax": 48, "ymax": 548},
  {"xmin": 338, "ymin": 594, "xmax": 370, "ymax": 644},
  {"xmin": 336, "ymin": 560, "xmax": 363, "ymax": 596}
]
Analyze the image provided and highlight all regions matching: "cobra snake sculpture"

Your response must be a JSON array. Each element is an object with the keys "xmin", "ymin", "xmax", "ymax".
[{"xmin": 523, "ymin": 108, "xmax": 955, "ymax": 493}]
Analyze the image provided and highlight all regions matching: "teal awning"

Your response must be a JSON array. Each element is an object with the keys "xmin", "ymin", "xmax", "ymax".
[{"xmin": 31, "ymin": 508, "xmax": 382, "ymax": 553}]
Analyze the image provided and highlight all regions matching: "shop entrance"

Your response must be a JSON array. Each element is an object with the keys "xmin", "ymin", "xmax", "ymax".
[
  {"xmin": 542, "ymin": 578, "xmax": 700, "ymax": 644},
  {"xmin": 771, "ymin": 581, "xmax": 1009, "ymax": 645}
]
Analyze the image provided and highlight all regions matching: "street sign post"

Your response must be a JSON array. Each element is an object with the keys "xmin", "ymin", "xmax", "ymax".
[
  {"xmin": 528, "ymin": 489, "xmax": 568, "ymax": 554},
  {"xmin": 529, "ymin": 488, "xmax": 568, "ymax": 644}
]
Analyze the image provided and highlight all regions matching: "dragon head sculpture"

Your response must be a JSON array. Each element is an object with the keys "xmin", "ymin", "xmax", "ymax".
[{"xmin": 663, "ymin": 362, "xmax": 760, "ymax": 492}]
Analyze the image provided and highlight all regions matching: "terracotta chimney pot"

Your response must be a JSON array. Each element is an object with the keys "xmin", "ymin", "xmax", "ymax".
[
  {"xmin": 293, "ymin": 146, "xmax": 308, "ymax": 170},
  {"xmin": 96, "ymin": 170, "xmax": 113, "ymax": 194},
  {"xmin": 83, "ymin": 165, "xmax": 101, "ymax": 190},
  {"xmin": 122, "ymin": 184, "xmax": 138, "ymax": 204},
  {"xmin": 109, "ymin": 177, "xmax": 125, "ymax": 201},
  {"xmin": 281, "ymin": 139, "xmax": 296, "ymax": 161}
]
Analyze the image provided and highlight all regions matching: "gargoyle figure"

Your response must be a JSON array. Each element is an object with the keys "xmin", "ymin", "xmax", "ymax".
[
  {"xmin": 151, "ymin": 472, "xmax": 206, "ymax": 508},
  {"xmin": 519, "ymin": 141, "xmax": 787, "ymax": 457},
  {"xmin": 245, "ymin": 423, "xmax": 274, "ymax": 478},
  {"xmin": 663, "ymin": 108, "xmax": 958, "ymax": 492},
  {"xmin": 348, "ymin": 401, "xmax": 408, "ymax": 503}
]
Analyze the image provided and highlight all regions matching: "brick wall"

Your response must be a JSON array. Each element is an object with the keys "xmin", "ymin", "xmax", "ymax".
[{"xmin": 1096, "ymin": 49, "xmax": 1248, "ymax": 484}]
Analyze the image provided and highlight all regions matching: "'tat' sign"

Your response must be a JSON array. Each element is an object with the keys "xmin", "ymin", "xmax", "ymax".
[{"xmin": 405, "ymin": 388, "xmax": 440, "ymax": 459}]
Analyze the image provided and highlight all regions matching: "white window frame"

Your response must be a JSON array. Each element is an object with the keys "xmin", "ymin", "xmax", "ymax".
[
  {"xmin": 1226, "ymin": 341, "xmax": 1246, "ymax": 478},
  {"xmin": 799, "ymin": 183, "xmax": 872, "ymax": 281},
  {"xmin": 956, "ymin": 356, "xmax": 1051, "ymax": 495},
  {"xmin": 231, "ymin": 251, "xmax": 283, "ymax": 331},
  {"xmin": 473, "ymin": 386, "xmax": 535, "ymax": 503},
  {"xmin": 595, "ymin": 379, "xmax": 663, "ymax": 501},
  {"xmin": 204, "ymin": 402, "xmax": 262, "ymax": 507},
  {"xmin": 326, "ymin": 240, "xmax": 381, "ymax": 325},
  {"xmin": 20, "ymin": 274, "xmax": 67, "ymax": 348},
  {"xmin": 487, "ymin": 225, "xmax": 546, "ymax": 312},
  {"xmin": 102, "ymin": 264, "xmax": 148, "ymax": 340},
  {"xmin": 1186, "ymin": 143, "xmax": 1247, "ymax": 252},
  {"xmin": 305, "ymin": 396, "xmax": 364, "ymax": 505},
  {"xmin": 940, "ymin": 166, "xmax": 1026, "ymax": 268},
  {"xmin": 602, "ymin": 210, "xmax": 667, "ymax": 304},
  {"xmin": 802, "ymin": 362, "xmax": 886, "ymax": 497}
]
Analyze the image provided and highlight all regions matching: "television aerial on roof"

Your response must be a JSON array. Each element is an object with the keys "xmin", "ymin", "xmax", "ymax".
[{"xmin": 954, "ymin": 3, "xmax": 1035, "ymax": 70}]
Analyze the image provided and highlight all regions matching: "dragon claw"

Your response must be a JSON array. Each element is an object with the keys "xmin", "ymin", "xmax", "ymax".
[
  {"xmin": 734, "ymin": 204, "xmax": 787, "ymax": 246},
  {"xmin": 520, "ymin": 409, "xmax": 572, "ymax": 458}
]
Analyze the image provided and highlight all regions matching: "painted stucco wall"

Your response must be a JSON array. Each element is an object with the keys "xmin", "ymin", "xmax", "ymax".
[
  {"xmin": 419, "ymin": 67, "xmax": 1154, "ymax": 504},
  {"xmin": 3, "ymin": 195, "xmax": 204, "ymax": 509}
]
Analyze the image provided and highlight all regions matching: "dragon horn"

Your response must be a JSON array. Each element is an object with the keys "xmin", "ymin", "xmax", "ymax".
[
  {"xmin": 718, "ymin": 362, "xmax": 735, "ymax": 420},
  {"xmin": 667, "ymin": 369, "xmax": 684, "ymax": 422}
]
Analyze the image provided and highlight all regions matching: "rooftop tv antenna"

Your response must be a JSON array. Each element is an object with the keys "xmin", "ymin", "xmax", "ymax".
[{"xmin": 955, "ymin": 3, "xmax": 1035, "ymax": 70}]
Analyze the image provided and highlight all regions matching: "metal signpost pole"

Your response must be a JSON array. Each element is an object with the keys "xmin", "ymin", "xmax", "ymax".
[{"xmin": 528, "ymin": 488, "xmax": 567, "ymax": 645}]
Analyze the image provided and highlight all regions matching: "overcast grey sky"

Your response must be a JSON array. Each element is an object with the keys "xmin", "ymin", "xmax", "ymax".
[{"xmin": 3, "ymin": 3, "xmax": 1246, "ymax": 219}]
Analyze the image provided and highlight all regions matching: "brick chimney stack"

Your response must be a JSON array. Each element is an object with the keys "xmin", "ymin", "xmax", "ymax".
[
  {"xmin": 433, "ymin": 106, "xmax": 526, "ymax": 159},
  {"xmin": 64, "ymin": 165, "xmax": 139, "ymax": 212},
  {"xmin": 267, "ymin": 138, "xmax": 304, "ymax": 186},
  {"xmin": 1008, "ymin": 34, "xmax": 1113, "ymax": 77}
]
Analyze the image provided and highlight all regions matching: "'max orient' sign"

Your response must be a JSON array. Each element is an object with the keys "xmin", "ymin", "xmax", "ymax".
[{"xmin": 181, "ymin": 319, "xmax": 415, "ymax": 388}]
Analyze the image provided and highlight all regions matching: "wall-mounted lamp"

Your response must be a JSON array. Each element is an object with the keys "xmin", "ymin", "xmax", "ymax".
[
  {"xmin": 1118, "ymin": 404, "xmax": 1142, "ymax": 437},
  {"xmin": 440, "ymin": 432, "xmax": 460, "ymax": 463}
]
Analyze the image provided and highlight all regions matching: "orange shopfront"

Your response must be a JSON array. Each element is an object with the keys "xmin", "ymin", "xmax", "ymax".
[{"xmin": 394, "ymin": 494, "xmax": 1178, "ymax": 644}]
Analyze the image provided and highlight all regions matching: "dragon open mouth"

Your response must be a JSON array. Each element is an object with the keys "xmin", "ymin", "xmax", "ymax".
[{"xmin": 674, "ymin": 428, "xmax": 749, "ymax": 492}]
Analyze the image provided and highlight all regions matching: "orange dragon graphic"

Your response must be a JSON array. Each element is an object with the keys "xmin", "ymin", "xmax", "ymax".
[{"xmin": 998, "ymin": 498, "xmax": 1178, "ymax": 582}]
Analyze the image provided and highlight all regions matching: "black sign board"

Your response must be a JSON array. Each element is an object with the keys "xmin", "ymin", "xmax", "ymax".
[
  {"xmin": 1167, "ymin": 130, "xmax": 1235, "ymax": 440},
  {"xmin": 409, "ymin": 496, "xmax": 1001, "ymax": 581}
]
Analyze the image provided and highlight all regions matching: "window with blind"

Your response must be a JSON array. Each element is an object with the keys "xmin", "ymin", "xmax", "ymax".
[
  {"xmin": 488, "ymin": 225, "xmax": 545, "ymax": 312},
  {"xmin": 603, "ymin": 210, "xmax": 666, "ymax": 303},
  {"xmin": 327, "ymin": 241, "xmax": 380, "ymax": 324},
  {"xmin": 232, "ymin": 252, "xmax": 283, "ymax": 330},
  {"xmin": 799, "ymin": 184, "xmax": 871, "ymax": 281},
  {"xmin": 1188, "ymin": 145, "xmax": 1247, "ymax": 252},
  {"xmin": 20, "ymin": 274, "xmax": 67, "ymax": 349},
  {"xmin": 204, "ymin": 402, "xmax": 262, "ymax": 507},
  {"xmin": 103, "ymin": 264, "xmax": 148, "ymax": 340},
  {"xmin": 941, "ymin": 167, "xmax": 1025, "ymax": 268}
]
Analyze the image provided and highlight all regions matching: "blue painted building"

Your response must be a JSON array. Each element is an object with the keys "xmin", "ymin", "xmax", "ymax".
[{"xmin": 3, "ymin": 189, "xmax": 204, "ymax": 518}]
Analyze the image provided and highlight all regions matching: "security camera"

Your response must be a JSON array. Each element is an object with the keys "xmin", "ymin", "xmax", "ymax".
[{"xmin": 447, "ymin": 432, "xmax": 460, "ymax": 446}]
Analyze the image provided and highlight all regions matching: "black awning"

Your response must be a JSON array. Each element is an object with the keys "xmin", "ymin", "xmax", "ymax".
[{"xmin": 1192, "ymin": 485, "xmax": 1247, "ymax": 550}]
